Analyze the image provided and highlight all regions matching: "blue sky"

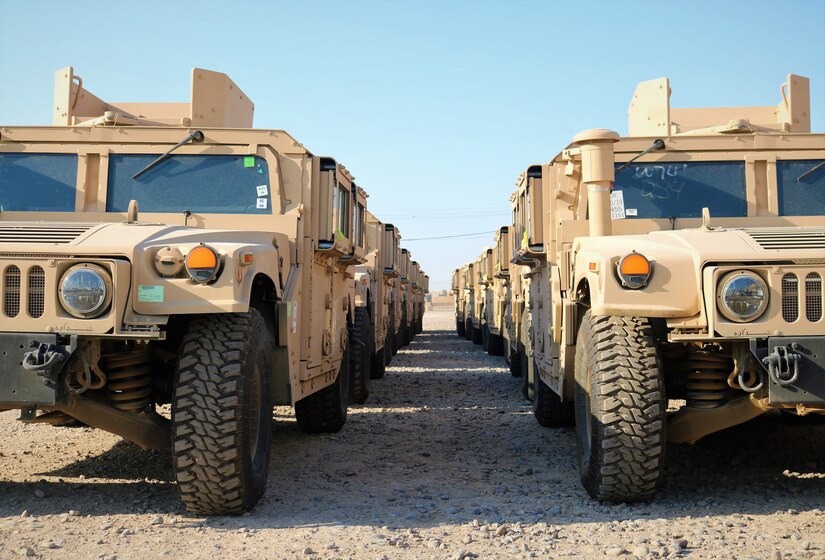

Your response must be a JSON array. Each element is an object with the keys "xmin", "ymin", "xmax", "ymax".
[{"xmin": 1, "ymin": 0, "xmax": 823, "ymax": 290}]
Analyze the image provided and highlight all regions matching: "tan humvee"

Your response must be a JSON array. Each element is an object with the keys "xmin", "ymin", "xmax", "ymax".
[
  {"xmin": 383, "ymin": 224, "xmax": 403, "ymax": 357},
  {"xmin": 351, "ymin": 209, "xmax": 395, "ymax": 401},
  {"xmin": 398, "ymin": 248, "xmax": 414, "ymax": 347},
  {"xmin": 524, "ymin": 74, "xmax": 824, "ymax": 502},
  {"xmin": 460, "ymin": 262, "xmax": 476, "ymax": 341},
  {"xmin": 482, "ymin": 226, "xmax": 510, "ymax": 356},
  {"xmin": 452, "ymin": 267, "xmax": 466, "ymax": 336},
  {"xmin": 0, "ymin": 67, "xmax": 371, "ymax": 515}
]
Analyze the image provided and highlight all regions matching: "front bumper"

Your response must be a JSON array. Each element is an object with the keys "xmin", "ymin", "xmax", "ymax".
[
  {"xmin": 0, "ymin": 333, "xmax": 74, "ymax": 406},
  {"xmin": 750, "ymin": 336, "xmax": 825, "ymax": 405}
]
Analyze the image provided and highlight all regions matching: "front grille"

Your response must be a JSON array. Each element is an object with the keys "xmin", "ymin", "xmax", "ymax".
[
  {"xmin": 746, "ymin": 228, "xmax": 825, "ymax": 251},
  {"xmin": 0, "ymin": 223, "xmax": 96, "ymax": 244},
  {"xmin": 806, "ymin": 273, "xmax": 823, "ymax": 322},
  {"xmin": 781, "ymin": 273, "xmax": 799, "ymax": 322},
  {"xmin": 28, "ymin": 266, "xmax": 45, "ymax": 318},
  {"xmin": 3, "ymin": 265, "xmax": 21, "ymax": 317}
]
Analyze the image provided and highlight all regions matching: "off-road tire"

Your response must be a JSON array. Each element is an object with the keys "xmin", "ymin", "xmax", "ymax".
[
  {"xmin": 533, "ymin": 367, "xmax": 574, "ymax": 427},
  {"xmin": 574, "ymin": 311, "xmax": 665, "ymax": 503},
  {"xmin": 457, "ymin": 318, "xmax": 466, "ymax": 337},
  {"xmin": 509, "ymin": 342, "xmax": 522, "ymax": 377},
  {"xmin": 350, "ymin": 307, "xmax": 371, "ymax": 405},
  {"xmin": 295, "ymin": 345, "xmax": 349, "ymax": 434},
  {"xmin": 172, "ymin": 310, "xmax": 272, "ymax": 515},
  {"xmin": 464, "ymin": 318, "xmax": 473, "ymax": 341},
  {"xmin": 481, "ymin": 323, "xmax": 490, "ymax": 351},
  {"xmin": 488, "ymin": 332, "xmax": 504, "ymax": 356},
  {"xmin": 471, "ymin": 324, "xmax": 482, "ymax": 345},
  {"xmin": 370, "ymin": 346, "xmax": 386, "ymax": 379}
]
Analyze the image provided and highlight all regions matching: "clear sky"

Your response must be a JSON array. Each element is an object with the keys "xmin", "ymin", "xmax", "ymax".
[{"xmin": 1, "ymin": 0, "xmax": 823, "ymax": 291}]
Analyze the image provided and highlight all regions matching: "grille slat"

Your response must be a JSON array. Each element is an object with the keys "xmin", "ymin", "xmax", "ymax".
[
  {"xmin": 27, "ymin": 266, "xmax": 45, "ymax": 318},
  {"xmin": 781, "ymin": 273, "xmax": 799, "ymax": 322},
  {"xmin": 806, "ymin": 273, "xmax": 823, "ymax": 322},
  {"xmin": 0, "ymin": 224, "xmax": 96, "ymax": 244},
  {"xmin": 746, "ymin": 227, "xmax": 825, "ymax": 251},
  {"xmin": 4, "ymin": 265, "xmax": 21, "ymax": 318}
]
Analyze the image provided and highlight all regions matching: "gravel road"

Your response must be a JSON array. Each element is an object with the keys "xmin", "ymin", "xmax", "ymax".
[{"xmin": 1, "ymin": 306, "xmax": 823, "ymax": 560}]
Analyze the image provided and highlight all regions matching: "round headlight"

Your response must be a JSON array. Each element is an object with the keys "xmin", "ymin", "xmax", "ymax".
[
  {"xmin": 59, "ymin": 264, "xmax": 112, "ymax": 318},
  {"xmin": 717, "ymin": 271, "xmax": 768, "ymax": 322}
]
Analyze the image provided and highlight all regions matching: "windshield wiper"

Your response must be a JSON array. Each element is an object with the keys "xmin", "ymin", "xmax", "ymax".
[
  {"xmin": 797, "ymin": 160, "xmax": 825, "ymax": 182},
  {"xmin": 616, "ymin": 138, "xmax": 666, "ymax": 173},
  {"xmin": 132, "ymin": 130, "xmax": 204, "ymax": 180}
]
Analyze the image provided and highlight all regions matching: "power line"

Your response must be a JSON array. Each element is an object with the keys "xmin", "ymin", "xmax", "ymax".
[{"xmin": 404, "ymin": 230, "xmax": 497, "ymax": 241}]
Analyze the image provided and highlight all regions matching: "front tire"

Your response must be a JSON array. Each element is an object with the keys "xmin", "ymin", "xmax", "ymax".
[
  {"xmin": 574, "ymin": 311, "xmax": 666, "ymax": 503},
  {"xmin": 172, "ymin": 310, "xmax": 272, "ymax": 515},
  {"xmin": 533, "ymin": 367, "xmax": 574, "ymax": 427},
  {"xmin": 349, "ymin": 307, "xmax": 371, "ymax": 405},
  {"xmin": 457, "ymin": 318, "xmax": 466, "ymax": 337},
  {"xmin": 295, "ymin": 344, "xmax": 350, "ymax": 434}
]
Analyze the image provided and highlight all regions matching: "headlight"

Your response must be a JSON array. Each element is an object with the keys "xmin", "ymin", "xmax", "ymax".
[
  {"xmin": 717, "ymin": 271, "xmax": 768, "ymax": 322},
  {"xmin": 59, "ymin": 264, "xmax": 112, "ymax": 318},
  {"xmin": 616, "ymin": 252, "xmax": 652, "ymax": 289}
]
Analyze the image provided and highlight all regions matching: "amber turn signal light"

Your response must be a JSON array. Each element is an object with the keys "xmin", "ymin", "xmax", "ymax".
[
  {"xmin": 617, "ymin": 252, "xmax": 652, "ymax": 289},
  {"xmin": 185, "ymin": 244, "xmax": 220, "ymax": 283}
]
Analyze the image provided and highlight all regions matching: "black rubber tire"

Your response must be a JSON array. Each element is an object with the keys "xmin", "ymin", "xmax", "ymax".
[
  {"xmin": 574, "ymin": 311, "xmax": 666, "ymax": 503},
  {"xmin": 464, "ymin": 318, "xmax": 473, "ymax": 341},
  {"xmin": 520, "ymin": 350, "xmax": 530, "ymax": 399},
  {"xmin": 533, "ymin": 366, "xmax": 574, "ymax": 427},
  {"xmin": 370, "ymin": 346, "xmax": 386, "ymax": 379},
  {"xmin": 481, "ymin": 323, "xmax": 489, "ymax": 351},
  {"xmin": 295, "ymin": 344, "xmax": 349, "ymax": 434},
  {"xmin": 172, "ymin": 310, "xmax": 272, "ymax": 515},
  {"xmin": 488, "ymin": 333, "xmax": 504, "ymax": 356},
  {"xmin": 471, "ymin": 324, "xmax": 482, "ymax": 345},
  {"xmin": 349, "ymin": 307, "xmax": 371, "ymax": 405},
  {"xmin": 509, "ymin": 342, "xmax": 522, "ymax": 377},
  {"xmin": 457, "ymin": 317, "xmax": 466, "ymax": 337}
]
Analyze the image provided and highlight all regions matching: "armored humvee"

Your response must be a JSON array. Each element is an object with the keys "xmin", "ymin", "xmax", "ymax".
[
  {"xmin": 461, "ymin": 262, "xmax": 476, "ymax": 341},
  {"xmin": 0, "ymin": 67, "xmax": 370, "ymax": 514},
  {"xmin": 452, "ymin": 267, "xmax": 466, "ymax": 336},
  {"xmin": 483, "ymin": 227, "xmax": 510, "ymax": 356},
  {"xmin": 524, "ymin": 74, "xmax": 824, "ymax": 502}
]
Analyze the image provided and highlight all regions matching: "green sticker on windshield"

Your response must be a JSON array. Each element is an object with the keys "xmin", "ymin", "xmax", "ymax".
[{"xmin": 244, "ymin": 156, "xmax": 255, "ymax": 168}]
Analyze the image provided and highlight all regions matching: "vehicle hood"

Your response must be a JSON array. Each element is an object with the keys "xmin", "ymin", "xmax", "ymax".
[{"xmin": 0, "ymin": 221, "xmax": 274, "ymax": 255}]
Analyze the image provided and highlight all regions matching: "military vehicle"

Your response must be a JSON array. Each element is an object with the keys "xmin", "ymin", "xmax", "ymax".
[
  {"xmin": 398, "ymin": 248, "xmax": 413, "ymax": 347},
  {"xmin": 383, "ymin": 224, "xmax": 403, "ymax": 358},
  {"xmin": 0, "ymin": 67, "xmax": 371, "ymax": 515},
  {"xmin": 452, "ymin": 267, "xmax": 466, "ymax": 336},
  {"xmin": 525, "ymin": 74, "xmax": 824, "ymax": 502},
  {"xmin": 483, "ymin": 227, "xmax": 510, "ymax": 356},
  {"xmin": 461, "ymin": 263, "xmax": 476, "ymax": 341}
]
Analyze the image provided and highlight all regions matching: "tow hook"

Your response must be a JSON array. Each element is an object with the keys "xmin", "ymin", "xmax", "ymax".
[
  {"xmin": 22, "ymin": 340, "xmax": 67, "ymax": 377},
  {"xmin": 762, "ymin": 344, "xmax": 800, "ymax": 386}
]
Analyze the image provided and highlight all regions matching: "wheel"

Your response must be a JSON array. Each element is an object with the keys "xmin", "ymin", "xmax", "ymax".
[
  {"xmin": 370, "ymin": 346, "xmax": 386, "ymax": 379},
  {"xmin": 488, "ymin": 333, "xmax": 503, "ymax": 356},
  {"xmin": 509, "ymin": 342, "xmax": 522, "ymax": 377},
  {"xmin": 520, "ymin": 350, "xmax": 530, "ymax": 399},
  {"xmin": 533, "ymin": 366, "xmax": 574, "ymax": 427},
  {"xmin": 482, "ymin": 323, "xmax": 489, "ymax": 351},
  {"xmin": 349, "ymin": 307, "xmax": 371, "ymax": 405},
  {"xmin": 295, "ymin": 343, "xmax": 350, "ymax": 433},
  {"xmin": 574, "ymin": 311, "xmax": 666, "ymax": 503},
  {"xmin": 464, "ymin": 318, "xmax": 473, "ymax": 341},
  {"xmin": 472, "ymin": 324, "xmax": 482, "ymax": 345},
  {"xmin": 172, "ymin": 310, "xmax": 272, "ymax": 515},
  {"xmin": 457, "ymin": 318, "xmax": 466, "ymax": 337}
]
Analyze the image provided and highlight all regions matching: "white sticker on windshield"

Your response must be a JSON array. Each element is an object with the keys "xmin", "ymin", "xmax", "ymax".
[
  {"xmin": 626, "ymin": 208, "xmax": 638, "ymax": 216},
  {"xmin": 610, "ymin": 190, "xmax": 626, "ymax": 220},
  {"xmin": 256, "ymin": 185, "xmax": 268, "ymax": 197},
  {"xmin": 256, "ymin": 198, "xmax": 268, "ymax": 209}
]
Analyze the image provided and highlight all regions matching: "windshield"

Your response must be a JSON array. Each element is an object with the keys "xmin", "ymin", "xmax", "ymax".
[
  {"xmin": 612, "ymin": 161, "xmax": 746, "ymax": 219},
  {"xmin": 107, "ymin": 154, "xmax": 272, "ymax": 214},
  {"xmin": 0, "ymin": 153, "xmax": 78, "ymax": 211},
  {"xmin": 777, "ymin": 159, "xmax": 825, "ymax": 216}
]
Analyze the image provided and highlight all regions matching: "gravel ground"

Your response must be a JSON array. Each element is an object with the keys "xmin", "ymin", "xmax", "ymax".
[{"xmin": 1, "ymin": 306, "xmax": 823, "ymax": 560}]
